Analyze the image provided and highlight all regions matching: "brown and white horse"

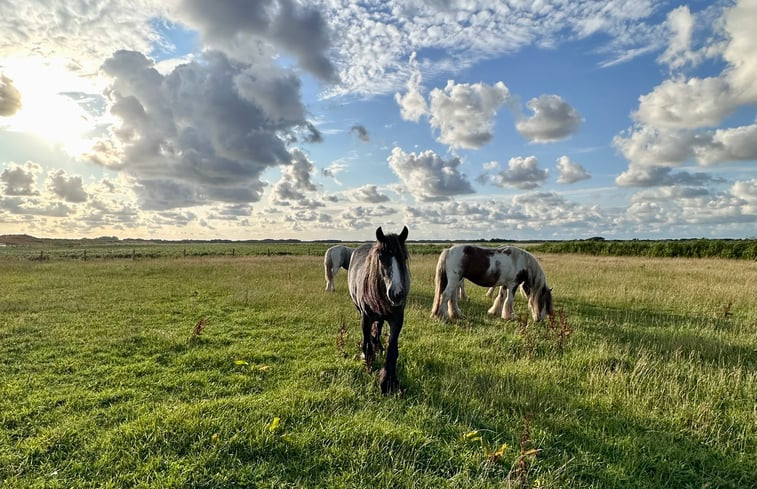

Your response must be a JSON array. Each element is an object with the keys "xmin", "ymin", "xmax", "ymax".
[
  {"xmin": 348, "ymin": 226, "xmax": 410, "ymax": 394},
  {"xmin": 431, "ymin": 245, "xmax": 553, "ymax": 322}
]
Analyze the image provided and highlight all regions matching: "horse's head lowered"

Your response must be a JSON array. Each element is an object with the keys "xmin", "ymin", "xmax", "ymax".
[
  {"xmin": 528, "ymin": 283, "xmax": 554, "ymax": 322},
  {"xmin": 372, "ymin": 225, "xmax": 410, "ymax": 308}
]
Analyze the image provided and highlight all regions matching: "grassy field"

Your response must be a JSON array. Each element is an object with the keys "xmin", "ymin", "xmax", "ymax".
[{"xmin": 0, "ymin": 249, "xmax": 754, "ymax": 488}]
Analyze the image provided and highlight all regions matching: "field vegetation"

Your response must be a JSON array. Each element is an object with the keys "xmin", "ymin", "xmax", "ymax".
[{"xmin": 0, "ymin": 244, "xmax": 754, "ymax": 487}]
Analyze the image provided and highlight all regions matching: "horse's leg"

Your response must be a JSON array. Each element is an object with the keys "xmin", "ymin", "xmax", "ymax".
[
  {"xmin": 360, "ymin": 314, "xmax": 375, "ymax": 370},
  {"xmin": 502, "ymin": 285, "xmax": 517, "ymax": 320},
  {"xmin": 378, "ymin": 313, "xmax": 403, "ymax": 395},
  {"xmin": 487, "ymin": 286, "xmax": 505, "ymax": 316},
  {"xmin": 371, "ymin": 320, "xmax": 385, "ymax": 355},
  {"xmin": 458, "ymin": 281, "xmax": 467, "ymax": 300},
  {"xmin": 486, "ymin": 286, "xmax": 496, "ymax": 298},
  {"xmin": 439, "ymin": 275, "xmax": 462, "ymax": 319},
  {"xmin": 430, "ymin": 288, "xmax": 441, "ymax": 318},
  {"xmin": 324, "ymin": 264, "xmax": 332, "ymax": 292}
]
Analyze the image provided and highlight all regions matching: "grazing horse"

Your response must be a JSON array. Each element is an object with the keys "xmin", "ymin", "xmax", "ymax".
[
  {"xmin": 348, "ymin": 226, "xmax": 410, "ymax": 394},
  {"xmin": 324, "ymin": 245, "xmax": 354, "ymax": 292},
  {"xmin": 431, "ymin": 245, "xmax": 553, "ymax": 322}
]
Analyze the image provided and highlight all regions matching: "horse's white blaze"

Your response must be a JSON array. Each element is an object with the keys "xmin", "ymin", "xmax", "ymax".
[{"xmin": 390, "ymin": 257, "xmax": 403, "ymax": 294}]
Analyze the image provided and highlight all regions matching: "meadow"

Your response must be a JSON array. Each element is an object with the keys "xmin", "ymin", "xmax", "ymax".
[{"xmin": 0, "ymin": 245, "xmax": 754, "ymax": 488}]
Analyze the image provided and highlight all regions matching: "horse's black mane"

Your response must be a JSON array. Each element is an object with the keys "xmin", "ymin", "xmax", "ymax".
[{"xmin": 360, "ymin": 233, "xmax": 409, "ymax": 316}]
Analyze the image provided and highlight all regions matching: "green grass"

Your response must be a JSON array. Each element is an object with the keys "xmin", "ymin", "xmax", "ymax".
[{"xmin": 1, "ymin": 252, "xmax": 754, "ymax": 488}]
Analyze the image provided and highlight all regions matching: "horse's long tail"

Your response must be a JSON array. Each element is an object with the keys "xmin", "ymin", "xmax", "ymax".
[{"xmin": 430, "ymin": 249, "xmax": 449, "ymax": 317}]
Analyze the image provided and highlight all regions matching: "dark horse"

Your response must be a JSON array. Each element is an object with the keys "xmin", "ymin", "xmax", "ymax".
[{"xmin": 348, "ymin": 226, "xmax": 410, "ymax": 394}]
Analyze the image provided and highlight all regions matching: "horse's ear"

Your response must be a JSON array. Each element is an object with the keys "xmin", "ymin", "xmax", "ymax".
[
  {"xmin": 376, "ymin": 226, "xmax": 385, "ymax": 242},
  {"xmin": 399, "ymin": 225, "xmax": 408, "ymax": 242}
]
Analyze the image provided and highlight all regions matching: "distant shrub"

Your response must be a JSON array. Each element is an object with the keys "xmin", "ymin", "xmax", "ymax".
[{"xmin": 528, "ymin": 239, "xmax": 756, "ymax": 260}]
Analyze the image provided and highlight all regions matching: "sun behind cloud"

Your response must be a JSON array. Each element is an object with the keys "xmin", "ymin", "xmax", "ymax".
[{"xmin": 0, "ymin": 58, "xmax": 105, "ymax": 156}]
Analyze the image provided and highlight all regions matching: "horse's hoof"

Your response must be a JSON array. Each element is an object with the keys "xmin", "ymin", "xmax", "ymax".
[{"xmin": 378, "ymin": 368, "xmax": 399, "ymax": 395}]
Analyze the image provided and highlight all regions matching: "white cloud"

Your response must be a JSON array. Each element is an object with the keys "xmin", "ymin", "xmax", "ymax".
[
  {"xmin": 555, "ymin": 155, "xmax": 591, "ymax": 184},
  {"xmin": 87, "ymin": 50, "xmax": 317, "ymax": 210},
  {"xmin": 619, "ymin": 181, "xmax": 757, "ymax": 233},
  {"xmin": 515, "ymin": 95, "xmax": 582, "ymax": 143},
  {"xmin": 47, "ymin": 169, "xmax": 88, "ymax": 203},
  {"xmin": 323, "ymin": 0, "xmax": 666, "ymax": 97},
  {"xmin": 615, "ymin": 165, "xmax": 723, "ymax": 188},
  {"xmin": 631, "ymin": 0, "xmax": 754, "ymax": 131},
  {"xmin": 175, "ymin": 0, "xmax": 336, "ymax": 81},
  {"xmin": 427, "ymin": 80, "xmax": 510, "ymax": 149},
  {"xmin": 394, "ymin": 52, "xmax": 428, "ymax": 122},
  {"xmin": 489, "ymin": 156, "xmax": 548, "ymax": 190},
  {"xmin": 322, "ymin": 160, "xmax": 349, "ymax": 184},
  {"xmin": 0, "ymin": 0, "xmax": 167, "ymax": 73},
  {"xmin": 1, "ymin": 161, "xmax": 40, "ymax": 196},
  {"xmin": 387, "ymin": 147, "xmax": 474, "ymax": 201},
  {"xmin": 614, "ymin": 121, "xmax": 757, "ymax": 187},
  {"xmin": 349, "ymin": 185, "xmax": 390, "ymax": 203}
]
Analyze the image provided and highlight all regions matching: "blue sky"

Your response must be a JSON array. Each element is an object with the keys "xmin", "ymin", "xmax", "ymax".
[{"xmin": 0, "ymin": 0, "xmax": 754, "ymax": 240}]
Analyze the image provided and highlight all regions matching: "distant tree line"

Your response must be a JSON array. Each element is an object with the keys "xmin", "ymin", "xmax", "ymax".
[{"xmin": 527, "ymin": 239, "xmax": 757, "ymax": 260}]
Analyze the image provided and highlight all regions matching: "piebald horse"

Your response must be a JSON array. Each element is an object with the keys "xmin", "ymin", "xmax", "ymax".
[
  {"xmin": 431, "ymin": 244, "xmax": 553, "ymax": 322},
  {"xmin": 324, "ymin": 245, "xmax": 354, "ymax": 292},
  {"xmin": 348, "ymin": 226, "xmax": 410, "ymax": 394}
]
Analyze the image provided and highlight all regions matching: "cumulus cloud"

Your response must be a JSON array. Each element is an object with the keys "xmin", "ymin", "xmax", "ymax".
[
  {"xmin": 88, "ymin": 50, "xmax": 318, "ymax": 210},
  {"xmin": 47, "ymin": 170, "xmax": 88, "ymax": 203},
  {"xmin": 619, "ymin": 181, "xmax": 757, "ymax": 233},
  {"xmin": 1, "ymin": 161, "xmax": 40, "ymax": 196},
  {"xmin": 489, "ymin": 156, "xmax": 548, "ymax": 190},
  {"xmin": 657, "ymin": 6, "xmax": 703, "ymax": 71},
  {"xmin": 0, "ymin": 74, "xmax": 22, "ymax": 116},
  {"xmin": 616, "ymin": 165, "xmax": 724, "ymax": 188},
  {"xmin": 403, "ymin": 192, "xmax": 605, "ymax": 238},
  {"xmin": 339, "ymin": 204, "xmax": 397, "ymax": 230},
  {"xmin": 555, "ymin": 155, "xmax": 591, "ymax": 184},
  {"xmin": 614, "ymin": 122, "xmax": 757, "ymax": 186},
  {"xmin": 427, "ymin": 80, "xmax": 510, "ymax": 149},
  {"xmin": 350, "ymin": 125, "xmax": 369, "ymax": 142},
  {"xmin": 515, "ymin": 94, "xmax": 582, "ymax": 143},
  {"xmin": 349, "ymin": 185, "xmax": 389, "ymax": 203},
  {"xmin": 387, "ymin": 147, "xmax": 474, "ymax": 201},
  {"xmin": 271, "ymin": 149, "xmax": 319, "ymax": 206},
  {"xmin": 394, "ymin": 52, "xmax": 428, "ymax": 122},
  {"xmin": 641, "ymin": 0, "xmax": 757, "ymax": 129},
  {"xmin": 322, "ymin": 160, "xmax": 348, "ymax": 184},
  {"xmin": 176, "ymin": 0, "xmax": 336, "ymax": 82}
]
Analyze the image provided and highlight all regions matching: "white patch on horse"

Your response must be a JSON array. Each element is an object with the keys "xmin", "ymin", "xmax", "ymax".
[{"xmin": 391, "ymin": 257, "xmax": 403, "ymax": 294}]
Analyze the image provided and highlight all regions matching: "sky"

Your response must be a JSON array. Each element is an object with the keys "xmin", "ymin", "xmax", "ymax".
[{"xmin": 0, "ymin": 0, "xmax": 755, "ymax": 241}]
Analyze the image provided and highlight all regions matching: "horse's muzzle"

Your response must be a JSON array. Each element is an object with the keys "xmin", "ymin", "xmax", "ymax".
[{"xmin": 388, "ymin": 290, "xmax": 406, "ymax": 307}]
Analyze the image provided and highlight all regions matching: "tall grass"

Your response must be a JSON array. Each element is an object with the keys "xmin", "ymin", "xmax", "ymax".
[{"xmin": 0, "ymin": 252, "xmax": 754, "ymax": 487}]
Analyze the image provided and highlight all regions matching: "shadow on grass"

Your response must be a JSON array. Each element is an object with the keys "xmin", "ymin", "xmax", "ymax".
[
  {"xmin": 557, "ymin": 298, "xmax": 755, "ymax": 370},
  {"xmin": 399, "ymin": 358, "xmax": 753, "ymax": 488}
]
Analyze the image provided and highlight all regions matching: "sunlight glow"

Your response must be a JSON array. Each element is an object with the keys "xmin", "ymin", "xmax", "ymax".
[{"xmin": 0, "ymin": 57, "xmax": 106, "ymax": 156}]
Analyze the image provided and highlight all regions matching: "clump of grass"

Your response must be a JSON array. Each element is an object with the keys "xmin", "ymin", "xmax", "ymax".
[
  {"xmin": 511, "ymin": 413, "xmax": 539, "ymax": 488},
  {"xmin": 722, "ymin": 301, "xmax": 733, "ymax": 318},
  {"xmin": 189, "ymin": 316, "xmax": 208, "ymax": 341},
  {"xmin": 549, "ymin": 308, "xmax": 572, "ymax": 354},
  {"xmin": 336, "ymin": 319, "xmax": 348, "ymax": 356}
]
